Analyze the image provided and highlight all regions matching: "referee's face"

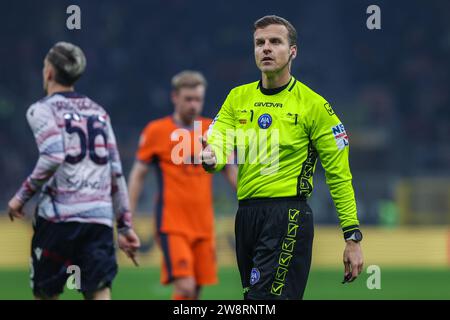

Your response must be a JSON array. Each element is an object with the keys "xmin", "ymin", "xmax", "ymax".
[{"xmin": 254, "ymin": 24, "xmax": 292, "ymax": 74}]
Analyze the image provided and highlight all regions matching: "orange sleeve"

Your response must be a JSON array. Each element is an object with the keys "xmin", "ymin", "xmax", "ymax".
[
  {"xmin": 136, "ymin": 122, "xmax": 159, "ymax": 163},
  {"xmin": 202, "ymin": 117, "xmax": 213, "ymax": 136}
]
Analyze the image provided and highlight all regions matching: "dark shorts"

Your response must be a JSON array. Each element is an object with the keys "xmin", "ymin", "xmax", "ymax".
[
  {"xmin": 30, "ymin": 216, "xmax": 118, "ymax": 298},
  {"xmin": 235, "ymin": 197, "xmax": 314, "ymax": 300}
]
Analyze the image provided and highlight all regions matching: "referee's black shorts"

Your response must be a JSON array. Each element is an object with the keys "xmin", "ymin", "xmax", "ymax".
[{"xmin": 235, "ymin": 197, "xmax": 314, "ymax": 300}]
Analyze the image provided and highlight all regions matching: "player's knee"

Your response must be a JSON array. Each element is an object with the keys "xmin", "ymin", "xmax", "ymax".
[
  {"xmin": 83, "ymin": 287, "xmax": 111, "ymax": 300},
  {"xmin": 175, "ymin": 285, "xmax": 196, "ymax": 298},
  {"xmin": 174, "ymin": 277, "xmax": 197, "ymax": 299}
]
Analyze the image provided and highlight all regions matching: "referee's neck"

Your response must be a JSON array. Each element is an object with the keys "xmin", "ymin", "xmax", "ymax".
[{"xmin": 261, "ymin": 71, "xmax": 292, "ymax": 89}]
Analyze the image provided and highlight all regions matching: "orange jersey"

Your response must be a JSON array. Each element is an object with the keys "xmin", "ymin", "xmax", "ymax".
[{"xmin": 137, "ymin": 116, "xmax": 214, "ymax": 238}]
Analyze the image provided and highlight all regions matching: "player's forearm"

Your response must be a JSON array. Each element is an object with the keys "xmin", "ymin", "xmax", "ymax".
[
  {"xmin": 15, "ymin": 154, "xmax": 63, "ymax": 204},
  {"xmin": 127, "ymin": 163, "xmax": 148, "ymax": 213},
  {"xmin": 18, "ymin": 102, "xmax": 65, "ymax": 204},
  {"xmin": 127, "ymin": 175, "xmax": 144, "ymax": 214},
  {"xmin": 111, "ymin": 172, "xmax": 133, "ymax": 232},
  {"xmin": 106, "ymin": 126, "xmax": 134, "ymax": 229}
]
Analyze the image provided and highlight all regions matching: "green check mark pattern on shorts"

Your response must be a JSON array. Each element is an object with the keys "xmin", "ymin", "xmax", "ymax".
[{"xmin": 271, "ymin": 208, "xmax": 300, "ymax": 296}]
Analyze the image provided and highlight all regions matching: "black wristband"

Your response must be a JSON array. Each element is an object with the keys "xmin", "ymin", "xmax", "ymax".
[{"xmin": 342, "ymin": 225, "xmax": 361, "ymax": 241}]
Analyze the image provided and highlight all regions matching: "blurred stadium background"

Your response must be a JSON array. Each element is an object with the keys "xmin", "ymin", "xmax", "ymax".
[{"xmin": 0, "ymin": 0, "xmax": 449, "ymax": 299}]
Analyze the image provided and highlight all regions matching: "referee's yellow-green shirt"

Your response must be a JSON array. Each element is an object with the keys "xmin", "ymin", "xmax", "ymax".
[{"xmin": 206, "ymin": 77, "xmax": 360, "ymax": 235}]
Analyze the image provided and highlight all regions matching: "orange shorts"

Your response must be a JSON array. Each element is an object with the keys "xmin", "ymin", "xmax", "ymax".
[{"xmin": 158, "ymin": 233, "xmax": 218, "ymax": 286}]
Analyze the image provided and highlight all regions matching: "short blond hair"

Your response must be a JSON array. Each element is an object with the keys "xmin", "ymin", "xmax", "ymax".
[
  {"xmin": 46, "ymin": 41, "xmax": 86, "ymax": 86},
  {"xmin": 171, "ymin": 70, "xmax": 207, "ymax": 91}
]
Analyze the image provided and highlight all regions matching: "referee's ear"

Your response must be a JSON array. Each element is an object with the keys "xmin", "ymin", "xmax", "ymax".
[{"xmin": 290, "ymin": 45, "xmax": 297, "ymax": 60}]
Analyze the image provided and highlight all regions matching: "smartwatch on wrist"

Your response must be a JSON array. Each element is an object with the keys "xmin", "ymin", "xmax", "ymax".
[{"xmin": 344, "ymin": 230, "xmax": 363, "ymax": 242}]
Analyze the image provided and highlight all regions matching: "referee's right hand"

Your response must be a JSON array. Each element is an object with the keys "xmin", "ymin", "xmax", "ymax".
[{"xmin": 200, "ymin": 136, "xmax": 217, "ymax": 170}]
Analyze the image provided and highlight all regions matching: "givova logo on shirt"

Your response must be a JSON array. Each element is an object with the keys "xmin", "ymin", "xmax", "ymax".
[{"xmin": 331, "ymin": 123, "xmax": 349, "ymax": 150}]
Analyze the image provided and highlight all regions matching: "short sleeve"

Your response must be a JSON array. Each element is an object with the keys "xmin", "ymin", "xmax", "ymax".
[{"xmin": 136, "ymin": 122, "xmax": 159, "ymax": 164}]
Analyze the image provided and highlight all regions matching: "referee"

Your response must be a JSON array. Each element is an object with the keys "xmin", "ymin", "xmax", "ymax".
[{"xmin": 201, "ymin": 15, "xmax": 363, "ymax": 300}]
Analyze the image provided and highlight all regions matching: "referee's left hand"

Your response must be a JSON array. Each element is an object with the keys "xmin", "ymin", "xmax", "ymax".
[{"xmin": 343, "ymin": 241, "xmax": 364, "ymax": 282}]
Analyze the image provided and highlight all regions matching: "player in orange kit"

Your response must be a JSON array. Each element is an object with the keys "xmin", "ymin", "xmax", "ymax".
[{"xmin": 128, "ymin": 71, "xmax": 237, "ymax": 300}]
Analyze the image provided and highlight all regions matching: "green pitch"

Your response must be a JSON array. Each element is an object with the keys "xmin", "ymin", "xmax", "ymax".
[{"xmin": 0, "ymin": 267, "xmax": 449, "ymax": 300}]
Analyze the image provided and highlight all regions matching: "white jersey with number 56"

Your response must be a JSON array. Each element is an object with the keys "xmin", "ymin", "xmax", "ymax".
[{"xmin": 15, "ymin": 92, "xmax": 131, "ymax": 229}]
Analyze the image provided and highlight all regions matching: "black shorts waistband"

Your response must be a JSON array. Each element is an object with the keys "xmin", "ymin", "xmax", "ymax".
[{"xmin": 238, "ymin": 196, "xmax": 307, "ymax": 208}]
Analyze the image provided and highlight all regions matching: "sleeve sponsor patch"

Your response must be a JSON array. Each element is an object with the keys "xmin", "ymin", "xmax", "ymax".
[
  {"xmin": 323, "ymin": 102, "xmax": 335, "ymax": 116},
  {"xmin": 331, "ymin": 123, "xmax": 349, "ymax": 150}
]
